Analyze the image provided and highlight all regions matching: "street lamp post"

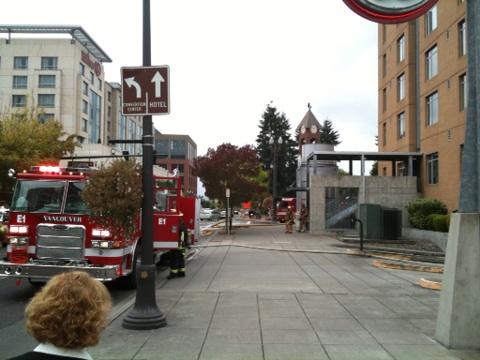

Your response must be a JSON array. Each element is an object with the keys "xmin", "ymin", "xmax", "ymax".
[
  {"xmin": 122, "ymin": 0, "xmax": 166, "ymax": 330},
  {"xmin": 269, "ymin": 135, "xmax": 283, "ymax": 222}
]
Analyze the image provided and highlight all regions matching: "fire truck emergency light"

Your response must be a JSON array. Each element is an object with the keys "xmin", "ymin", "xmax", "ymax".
[{"xmin": 39, "ymin": 165, "xmax": 61, "ymax": 173}]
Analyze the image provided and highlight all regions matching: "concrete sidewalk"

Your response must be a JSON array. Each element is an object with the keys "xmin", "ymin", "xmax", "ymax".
[{"xmin": 91, "ymin": 225, "xmax": 480, "ymax": 360}]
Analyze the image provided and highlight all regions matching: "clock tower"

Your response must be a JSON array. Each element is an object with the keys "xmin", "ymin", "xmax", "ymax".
[{"xmin": 296, "ymin": 103, "xmax": 321, "ymax": 154}]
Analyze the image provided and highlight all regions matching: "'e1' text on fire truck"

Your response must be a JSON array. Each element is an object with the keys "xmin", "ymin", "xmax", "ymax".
[{"xmin": 0, "ymin": 165, "xmax": 198, "ymax": 288}]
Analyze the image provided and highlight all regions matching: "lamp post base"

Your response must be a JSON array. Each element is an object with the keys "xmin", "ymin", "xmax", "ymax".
[{"xmin": 122, "ymin": 264, "xmax": 167, "ymax": 330}]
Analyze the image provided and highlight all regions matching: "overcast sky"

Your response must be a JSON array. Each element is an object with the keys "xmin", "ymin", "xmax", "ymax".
[{"xmin": 4, "ymin": 0, "xmax": 378, "ymax": 164}]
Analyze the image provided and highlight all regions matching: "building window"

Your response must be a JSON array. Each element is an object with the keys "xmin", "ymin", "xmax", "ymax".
[
  {"xmin": 397, "ymin": 73, "xmax": 405, "ymax": 101},
  {"xmin": 459, "ymin": 73, "xmax": 467, "ymax": 112},
  {"xmin": 41, "ymin": 57, "xmax": 58, "ymax": 70},
  {"xmin": 38, "ymin": 75, "xmax": 56, "ymax": 88},
  {"xmin": 89, "ymin": 90, "xmax": 102, "ymax": 144},
  {"xmin": 82, "ymin": 118, "xmax": 88, "ymax": 132},
  {"xmin": 425, "ymin": 5, "xmax": 438, "ymax": 35},
  {"xmin": 382, "ymin": 54, "xmax": 387, "ymax": 77},
  {"xmin": 82, "ymin": 81, "xmax": 89, "ymax": 96},
  {"xmin": 426, "ymin": 45, "xmax": 438, "ymax": 80},
  {"xmin": 82, "ymin": 99, "xmax": 89, "ymax": 114},
  {"xmin": 98, "ymin": 79, "xmax": 102, "ymax": 91},
  {"xmin": 397, "ymin": 112, "xmax": 405, "ymax": 138},
  {"xmin": 171, "ymin": 140, "xmax": 187, "ymax": 159},
  {"xmin": 38, "ymin": 113, "xmax": 54, "ymax": 123},
  {"xmin": 90, "ymin": 71, "xmax": 94, "ymax": 84},
  {"xmin": 458, "ymin": 20, "xmax": 466, "ymax": 57},
  {"xmin": 79, "ymin": 63, "xmax": 85, "ymax": 76},
  {"xmin": 382, "ymin": 123, "xmax": 387, "ymax": 146},
  {"xmin": 12, "ymin": 75, "xmax": 28, "ymax": 89},
  {"xmin": 14, "ymin": 56, "xmax": 28, "ymax": 69},
  {"xmin": 397, "ymin": 34, "xmax": 405, "ymax": 63},
  {"xmin": 38, "ymin": 94, "xmax": 55, "ymax": 108},
  {"xmin": 382, "ymin": 88, "xmax": 387, "ymax": 112},
  {"xmin": 12, "ymin": 95, "xmax": 26, "ymax": 107},
  {"xmin": 426, "ymin": 91, "xmax": 439, "ymax": 126},
  {"xmin": 426, "ymin": 152, "xmax": 439, "ymax": 184},
  {"xmin": 107, "ymin": 91, "xmax": 112, "ymax": 102}
]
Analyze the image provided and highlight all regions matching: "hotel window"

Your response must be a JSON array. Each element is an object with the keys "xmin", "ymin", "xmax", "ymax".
[
  {"xmin": 38, "ymin": 113, "xmax": 54, "ymax": 123},
  {"xmin": 382, "ymin": 54, "xmax": 387, "ymax": 77},
  {"xmin": 82, "ymin": 100, "xmax": 88, "ymax": 114},
  {"xmin": 12, "ymin": 95, "xmax": 26, "ymax": 107},
  {"xmin": 382, "ymin": 123, "xmax": 387, "ymax": 146},
  {"xmin": 426, "ymin": 91, "xmax": 439, "ymax": 126},
  {"xmin": 79, "ymin": 63, "xmax": 85, "ymax": 76},
  {"xmin": 397, "ymin": 73, "xmax": 405, "ymax": 101},
  {"xmin": 38, "ymin": 94, "xmax": 55, "ymax": 108},
  {"xmin": 458, "ymin": 20, "xmax": 466, "ymax": 56},
  {"xmin": 38, "ymin": 75, "xmax": 55, "ymax": 88},
  {"xmin": 397, "ymin": 35, "xmax": 405, "ymax": 63},
  {"xmin": 82, "ymin": 81, "xmax": 89, "ymax": 96},
  {"xmin": 426, "ymin": 152, "xmax": 439, "ymax": 185},
  {"xmin": 14, "ymin": 56, "xmax": 28, "ymax": 69},
  {"xmin": 459, "ymin": 73, "xmax": 467, "ymax": 111},
  {"xmin": 397, "ymin": 112, "xmax": 405, "ymax": 138},
  {"xmin": 12, "ymin": 75, "xmax": 27, "ymax": 89},
  {"xmin": 426, "ymin": 45, "xmax": 438, "ymax": 80},
  {"xmin": 82, "ymin": 118, "xmax": 88, "ymax": 132},
  {"xmin": 41, "ymin": 57, "xmax": 58, "ymax": 70},
  {"xmin": 382, "ymin": 88, "xmax": 387, "ymax": 112},
  {"xmin": 425, "ymin": 5, "xmax": 437, "ymax": 35}
]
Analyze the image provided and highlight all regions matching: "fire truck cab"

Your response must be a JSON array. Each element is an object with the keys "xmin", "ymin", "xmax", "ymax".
[
  {"xmin": 0, "ymin": 165, "xmax": 198, "ymax": 288},
  {"xmin": 276, "ymin": 197, "xmax": 296, "ymax": 223}
]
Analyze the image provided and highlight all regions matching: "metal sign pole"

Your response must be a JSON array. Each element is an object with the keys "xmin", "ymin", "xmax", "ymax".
[{"xmin": 123, "ymin": 0, "xmax": 166, "ymax": 330}]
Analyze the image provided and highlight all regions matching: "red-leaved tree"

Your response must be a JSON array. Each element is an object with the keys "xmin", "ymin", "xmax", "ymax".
[{"xmin": 193, "ymin": 143, "xmax": 266, "ymax": 208}]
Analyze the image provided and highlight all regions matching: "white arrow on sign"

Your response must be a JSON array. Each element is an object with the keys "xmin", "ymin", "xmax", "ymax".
[
  {"xmin": 124, "ymin": 77, "xmax": 142, "ymax": 98},
  {"xmin": 151, "ymin": 71, "xmax": 165, "ymax": 98}
]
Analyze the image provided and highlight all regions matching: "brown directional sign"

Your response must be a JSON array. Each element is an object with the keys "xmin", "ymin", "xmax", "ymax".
[{"xmin": 121, "ymin": 66, "xmax": 169, "ymax": 115}]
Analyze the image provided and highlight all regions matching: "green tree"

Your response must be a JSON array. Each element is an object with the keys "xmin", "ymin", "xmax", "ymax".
[
  {"xmin": 256, "ymin": 104, "xmax": 298, "ymax": 197},
  {"xmin": 0, "ymin": 107, "xmax": 77, "ymax": 198},
  {"xmin": 82, "ymin": 159, "xmax": 142, "ymax": 240},
  {"xmin": 319, "ymin": 119, "xmax": 341, "ymax": 146},
  {"xmin": 193, "ymin": 143, "xmax": 266, "ymax": 208}
]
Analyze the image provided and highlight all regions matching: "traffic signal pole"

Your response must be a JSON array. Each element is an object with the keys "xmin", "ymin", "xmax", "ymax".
[{"xmin": 122, "ymin": 0, "xmax": 166, "ymax": 330}]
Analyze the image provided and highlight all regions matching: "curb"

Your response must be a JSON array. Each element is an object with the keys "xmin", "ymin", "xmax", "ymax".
[
  {"xmin": 371, "ymin": 259, "xmax": 443, "ymax": 273},
  {"xmin": 418, "ymin": 277, "xmax": 442, "ymax": 290}
]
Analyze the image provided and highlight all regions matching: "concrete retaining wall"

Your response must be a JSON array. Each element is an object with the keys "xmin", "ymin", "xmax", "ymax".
[
  {"xmin": 309, "ymin": 175, "xmax": 419, "ymax": 234},
  {"xmin": 402, "ymin": 227, "xmax": 448, "ymax": 251}
]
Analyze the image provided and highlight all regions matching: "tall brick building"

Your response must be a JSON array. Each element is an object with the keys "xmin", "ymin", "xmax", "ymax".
[{"xmin": 378, "ymin": 0, "xmax": 467, "ymax": 211}]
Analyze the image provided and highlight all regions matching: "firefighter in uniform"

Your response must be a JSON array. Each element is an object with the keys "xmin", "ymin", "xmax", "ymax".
[{"xmin": 168, "ymin": 218, "xmax": 189, "ymax": 279}]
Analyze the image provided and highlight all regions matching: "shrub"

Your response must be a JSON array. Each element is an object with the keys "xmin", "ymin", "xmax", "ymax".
[
  {"xmin": 406, "ymin": 198, "xmax": 447, "ymax": 230},
  {"xmin": 430, "ymin": 214, "xmax": 450, "ymax": 232}
]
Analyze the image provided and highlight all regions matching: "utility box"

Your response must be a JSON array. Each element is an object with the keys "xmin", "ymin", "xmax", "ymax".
[
  {"xmin": 383, "ymin": 208, "xmax": 402, "ymax": 239},
  {"xmin": 359, "ymin": 203, "xmax": 384, "ymax": 239}
]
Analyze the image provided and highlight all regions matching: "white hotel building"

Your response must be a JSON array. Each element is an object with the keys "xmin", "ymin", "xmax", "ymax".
[{"xmin": 0, "ymin": 25, "xmax": 146, "ymax": 166}]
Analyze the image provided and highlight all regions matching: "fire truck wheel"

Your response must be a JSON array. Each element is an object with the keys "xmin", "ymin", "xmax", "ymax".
[
  {"xmin": 28, "ymin": 278, "xmax": 46, "ymax": 287},
  {"xmin": 119, "ymin": 244, "xmax": 140, "ymax": 290}
]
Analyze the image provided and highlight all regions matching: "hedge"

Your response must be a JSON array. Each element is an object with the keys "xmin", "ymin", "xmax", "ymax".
[{"xmin": 406, "ymin": 198, "xmax": 448, "ymax": 230}]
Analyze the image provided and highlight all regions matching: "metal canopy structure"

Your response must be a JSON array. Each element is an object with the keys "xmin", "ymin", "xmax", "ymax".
[
  {"xmin": 0, "ymin": 24, "xmax": 112, "ymax": 62},
  {"xmin": 306, "ymin": 150, "xmax": 422, "ymax": 176}
]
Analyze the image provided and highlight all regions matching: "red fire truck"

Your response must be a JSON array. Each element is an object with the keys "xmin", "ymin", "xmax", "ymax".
[
  {"xmin": 276, "ymin": 197, "xmax": 296, "ymax": 223},
  {"xmin": 0, "ymin": 164, "xmax": 198, "ymax": 288}
]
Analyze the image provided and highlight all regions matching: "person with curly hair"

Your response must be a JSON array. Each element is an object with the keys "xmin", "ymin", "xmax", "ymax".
[{"xmin": 8, "ymin": 271, "xmax": 112, "ymax": 360}]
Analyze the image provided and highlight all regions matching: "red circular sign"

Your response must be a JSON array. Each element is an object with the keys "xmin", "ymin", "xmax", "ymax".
[{"xmin": 343, "ymin": 0, "xmax": 439, "ymax": 24}]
